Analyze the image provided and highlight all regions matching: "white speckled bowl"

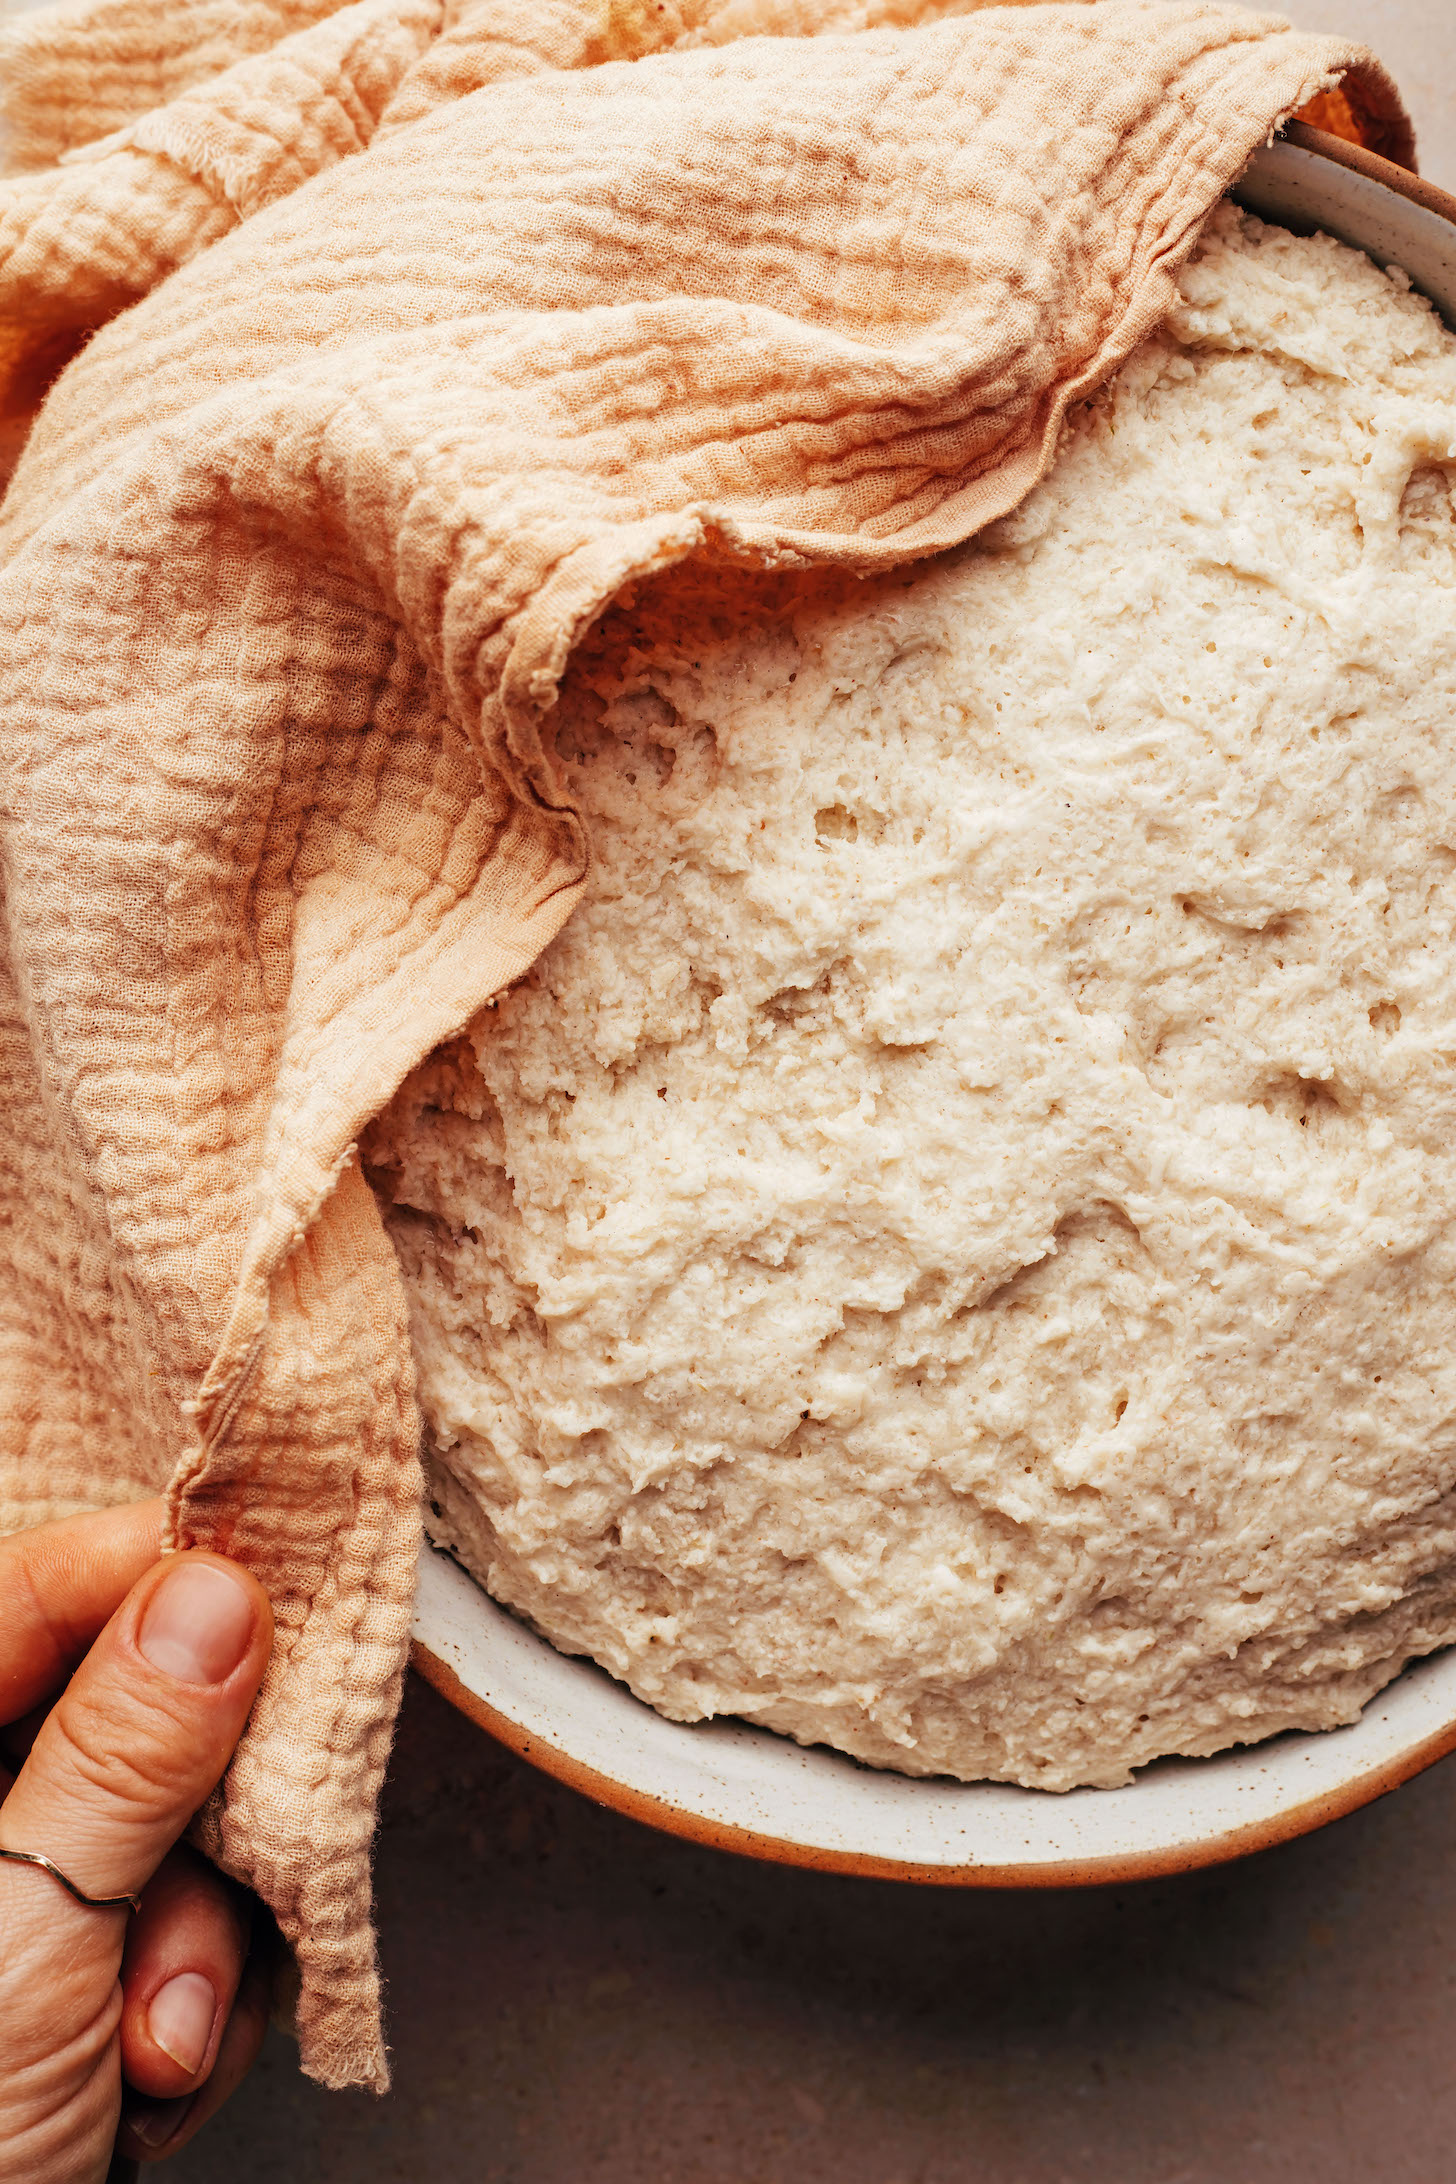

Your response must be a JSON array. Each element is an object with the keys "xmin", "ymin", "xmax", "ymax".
[{"xmin": 413, "ymin": 127, "xmax": 1456, "ymax": 1886}]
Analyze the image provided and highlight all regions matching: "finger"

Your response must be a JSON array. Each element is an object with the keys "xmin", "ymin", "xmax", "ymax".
[
  {"xmin": 0, "ymin": 1500, "xmax": 164, "ymax": 1726},
  {"xmin": 117, "ymin": 1940, "xmax": 271, "ymax": 2164},
  {"xmin": 119, "ymin": 1847, "xmax": 251, "ymax": 2100},
  {"xmin": 0, "ymin": 1551, "xmax": 272, "ymax": 1914}
]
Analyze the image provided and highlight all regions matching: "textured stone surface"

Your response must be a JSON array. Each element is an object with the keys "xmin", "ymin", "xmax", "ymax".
[{"xmin": 180, "ymin": 1669, "xmax": 1456, "ymax": 2181}]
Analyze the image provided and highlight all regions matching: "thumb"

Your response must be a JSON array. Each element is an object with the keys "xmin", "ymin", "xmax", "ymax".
[
  {"xmin": 0, "ymin": 1553, "xmax": 271, "ymax": 2177},
  {"xmin": 1, "ymin": 1553, "xmax": 272, "ymax": 1911}
]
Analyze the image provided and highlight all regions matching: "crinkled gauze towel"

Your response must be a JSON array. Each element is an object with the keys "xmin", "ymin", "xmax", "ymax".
[{"xmin": 0, "ymin": 0, "xmax": 1412, "ymax": 2092}]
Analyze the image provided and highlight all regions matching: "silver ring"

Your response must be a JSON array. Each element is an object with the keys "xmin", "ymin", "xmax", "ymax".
[{"xmin": 0, "ymin": 1846, "xmax": 141, "ymax": 1915}]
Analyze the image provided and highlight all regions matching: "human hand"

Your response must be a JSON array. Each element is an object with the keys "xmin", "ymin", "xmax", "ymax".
[{"xmin": 0, "ymin": 1500, "xmax": 274, "ymax": 2179}]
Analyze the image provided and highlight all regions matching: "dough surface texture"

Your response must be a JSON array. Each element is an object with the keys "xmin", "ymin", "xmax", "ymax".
[{"xmin": 365, "ymin": 207, "xmax": 1456, "ymax": 1789}]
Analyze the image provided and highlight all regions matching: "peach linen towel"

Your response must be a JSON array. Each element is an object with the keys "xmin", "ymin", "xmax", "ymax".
[{"xmin": 0, "ymin": 0, "xmax": 1411, "ymax": 2090}]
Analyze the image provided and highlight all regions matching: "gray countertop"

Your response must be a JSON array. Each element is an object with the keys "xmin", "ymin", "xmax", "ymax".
[
  {"xmin": 166, "ymin": 2, "xmax": 1456, "ymax": 2174},
  {"xmin": 188, "ymin": 1670, "xmax": 1456, "ymax": 2182}
]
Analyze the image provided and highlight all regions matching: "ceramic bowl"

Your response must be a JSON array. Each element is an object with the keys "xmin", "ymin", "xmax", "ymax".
[{"xmin": 412, "ymin": 125, "xmax": 1456, "ymax": 1885}]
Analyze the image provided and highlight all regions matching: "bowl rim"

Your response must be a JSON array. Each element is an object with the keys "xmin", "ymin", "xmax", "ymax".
[
  {"xmin": 1282, "ymin": 118, "xmax": 1456, "ymax": 226},
  {"xmin": 411, "ymin": 1586, "xmax": 1456, "ymax": 1888},
  {"xmin": 412, "ymin": 121, "xmax": 1456, "ymax": 1885}
]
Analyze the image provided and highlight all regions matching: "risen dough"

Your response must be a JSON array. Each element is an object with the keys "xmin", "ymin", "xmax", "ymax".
[{"xmin": 364, "ymin": 206, "xmax": 1456, "ymax": 1789}]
